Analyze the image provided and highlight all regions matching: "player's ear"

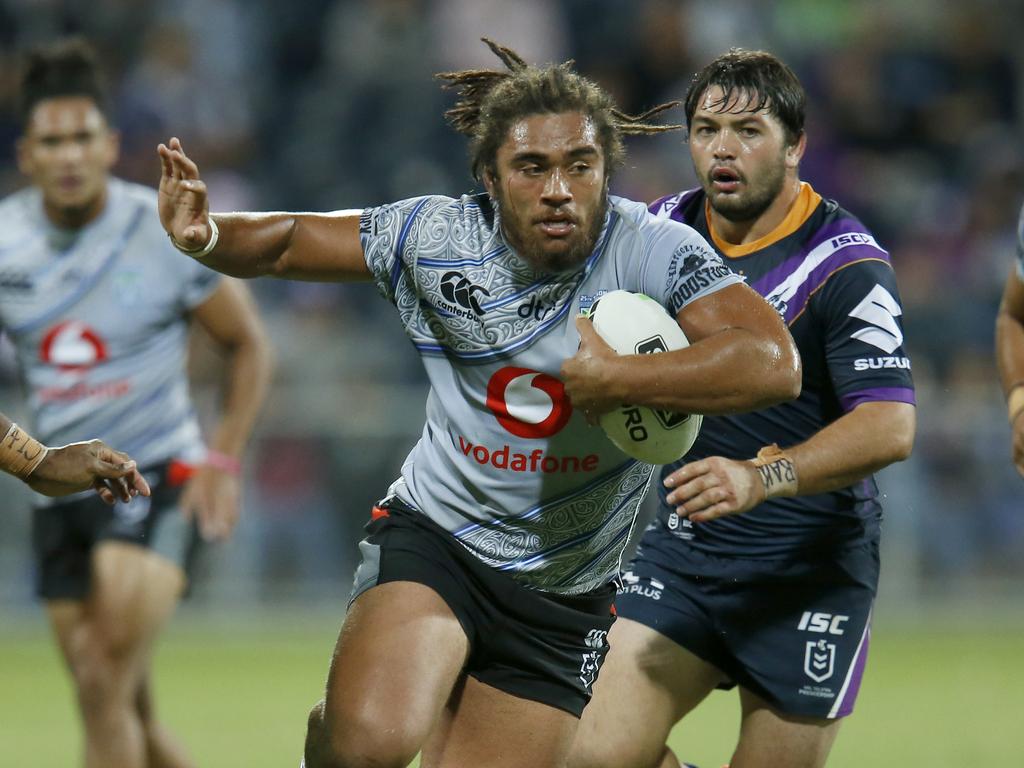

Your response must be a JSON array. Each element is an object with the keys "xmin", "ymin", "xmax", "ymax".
[
  {"xmin": 785, "ymin": 131, "xmax": 806, "ymax": 169},
  {"xmin": 482, "ymin": 167, "xmax": 497, "ymax": 198}
]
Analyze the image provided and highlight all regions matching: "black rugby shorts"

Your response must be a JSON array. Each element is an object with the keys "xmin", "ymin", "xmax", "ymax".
[{"xmin": 349, "ymin": 497, "xmax": 616, "ymax": 717}]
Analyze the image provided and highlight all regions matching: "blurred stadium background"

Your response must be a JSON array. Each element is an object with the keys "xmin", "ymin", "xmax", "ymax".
[{"xmin": 1, "ymin": 0, "xmax": 1023, "ymax": 765}]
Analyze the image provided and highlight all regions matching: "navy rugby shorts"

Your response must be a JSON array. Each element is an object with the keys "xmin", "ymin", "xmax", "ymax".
[
  {"xmin": 615, "ymin": 516, "xmax": 878, "ymax": 719},
  {"xmin": 32, "ymin": 461, "xmax": 200, "ymax": 600},
  {"xmin": 349, "ymin": 496, "xmax": 616, "ymax": 717}
]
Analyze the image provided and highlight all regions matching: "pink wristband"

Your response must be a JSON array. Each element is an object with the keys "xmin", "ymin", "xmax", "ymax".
[{"xmin": 204, "ymin": 449, "xmax": 242, "ymax": 475}]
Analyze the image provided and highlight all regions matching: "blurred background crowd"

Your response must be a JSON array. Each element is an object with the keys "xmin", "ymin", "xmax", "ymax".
[{"xmin": 0, "ymin": 0, "xmax": 1022, "ymax": 618}]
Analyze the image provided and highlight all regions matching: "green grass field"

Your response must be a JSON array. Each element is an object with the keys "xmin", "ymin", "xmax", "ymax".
[{"xmin": 0, "ymin": 615, "xmax": 1020, "ymax": 767}]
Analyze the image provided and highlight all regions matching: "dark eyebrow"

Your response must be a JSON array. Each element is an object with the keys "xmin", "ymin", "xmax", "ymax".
[
  {"xmin": 692, "ymin": 113, "xmax": 766, "ymax": 127},
  {"xmin": 510, "ymin": 146, "xmax": 600, "ymax": 164}
]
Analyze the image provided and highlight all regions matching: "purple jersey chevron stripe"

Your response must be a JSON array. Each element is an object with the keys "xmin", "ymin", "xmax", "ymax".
[
  {"xmin": 839, "ymin": 386, "xmax": 916, "ymax": 411},
  {"xmin": 756, "ymin": 227, "xmax": 889, "ymax": 324},
  {"xmin": 751, "ymin": 220, "xmax": 889, "ymax": 297}
]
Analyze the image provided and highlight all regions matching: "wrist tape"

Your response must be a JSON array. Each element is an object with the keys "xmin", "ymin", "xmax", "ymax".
[
  {"xmin": 0, "ymin": 423, "xmax": 49, "ymax": 479},
  {"xmin": 750, "ymin": 443, "xmax": 798, "ymax": 499}
]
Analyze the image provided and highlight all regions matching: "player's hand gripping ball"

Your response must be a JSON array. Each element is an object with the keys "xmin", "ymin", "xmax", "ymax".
[{"xmin": 587, "ymin": 290, "xmax": 702, "ymax": 464}]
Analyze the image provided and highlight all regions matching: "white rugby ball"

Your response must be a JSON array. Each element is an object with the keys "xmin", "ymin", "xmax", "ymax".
[{"xmin": 588, "ymin": 290, "xmax": 702, "ymax": 464}]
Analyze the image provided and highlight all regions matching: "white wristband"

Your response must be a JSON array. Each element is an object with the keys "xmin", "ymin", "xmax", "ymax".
[{"xmin": 170, "ymin": 217, "xmax": 219, "ymax": 259}]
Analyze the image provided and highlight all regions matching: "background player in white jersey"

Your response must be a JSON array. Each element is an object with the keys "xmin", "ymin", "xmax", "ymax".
[
  {"xmin": 158, "ymin": 41, "xmax": 799, "ymax": 768},
  {"xmin": 0, "ymin": 39, "xmax": 273, "ymax": 768},
  {"xmin": 0, "ymin": 412, "xmax": 150, "ymax": 503},
  {"xmin": 996, "ymin": 202, "xmax": 1024, "ymax": 475},
  {"xmin": 569, "ymin": 50, "xmax": 916, "ymax": 768}
]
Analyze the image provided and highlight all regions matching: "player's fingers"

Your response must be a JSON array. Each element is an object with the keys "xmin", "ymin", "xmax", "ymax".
[
  {"xmin": 665, "ymin": 471, "xmax": 717, "ymax": 505},
  {"xmin": 575, "ymin": 315, "xmax": 596, "ymax": 338},
  {"xmin": 176, "ymin": 149, "xmax": 201, "ymax": 180},
  {"xmin": 689, "ymin": 500, "xmax": 735, "ymax": 523},
  {"xmin": 128, "ymin": 469, "xmax": 151, "ymax": 497},
  {"xmin": 676, "ymin": 485, "xmax": 733, "ymax": 518},
  {"xmin": 663, "ymin": 459, "xmax": 709, "ymax": 488},
  {"xmin": 94, "ymin": 480, "xmax": 117, "ymax": 506},
  {"xmin": 158, "ymin": 144, "xmax": 175, "ymax": 178}
]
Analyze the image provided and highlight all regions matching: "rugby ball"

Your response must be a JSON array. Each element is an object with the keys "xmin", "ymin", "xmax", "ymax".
[{"xmin": 588, "ymin": 290, "xmax": 702, "ymax": 464}]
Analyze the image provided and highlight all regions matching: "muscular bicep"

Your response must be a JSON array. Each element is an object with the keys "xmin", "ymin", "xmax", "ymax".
[
  {"xmin": 273, "ymin": 211, "xmax": 372, "ymax": 282},
  {"xmin": 675, "ymin": 282, "xmax": 791, "ymax": 347}
]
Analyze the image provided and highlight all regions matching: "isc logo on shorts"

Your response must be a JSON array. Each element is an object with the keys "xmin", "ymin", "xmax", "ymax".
[{"xmin": 797, "ymin": 611, "xmax": 849, "ymax": 635}]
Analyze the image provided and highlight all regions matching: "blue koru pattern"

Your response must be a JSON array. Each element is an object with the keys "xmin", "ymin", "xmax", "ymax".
[{"xmin": 455, "ymin": 460, "xmax": 654, "ymax": 594}]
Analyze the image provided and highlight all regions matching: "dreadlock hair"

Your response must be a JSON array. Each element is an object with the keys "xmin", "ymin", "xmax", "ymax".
[
  {"xmin": 437, "ymin": 39, "xmax": 682, "ymax": 182},
  {"xmin": 18, "ymin": 37, "xmax": 109, "ymax": 126},
  {"xmin": 684, "ymin": 49, "xmax": 806, "ymax": 146}
]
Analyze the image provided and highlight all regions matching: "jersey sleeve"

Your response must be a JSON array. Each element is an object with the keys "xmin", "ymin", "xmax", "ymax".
[
  {"xmin": 359, "ymin": 195, "xmax": 455, "ymax": 304},
  {"xmin": 813, "ymin": 258, "xmax": 915, "ymax": 412},
  {"xmin": 640, "ymin": 222, "xmax": 744, "ymax": 316}
]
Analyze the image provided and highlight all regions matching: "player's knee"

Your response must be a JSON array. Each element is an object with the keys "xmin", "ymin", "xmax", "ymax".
[
  {"xmin": 567, "ymin": 723, "xmax": 667, "ymax": 768},
  {"xmin": 67, "ymin": 629, "xmax": 139, "ymax": 709},
  {"xmin": 304, "ymin": 698, "xmax": 419, "ymax": 768}
]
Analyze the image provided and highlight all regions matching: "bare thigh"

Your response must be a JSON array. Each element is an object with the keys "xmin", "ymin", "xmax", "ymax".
[
  {"xmin": 567, "ymin": 617, "xmax": 726, "ymax": 768},
  {"xmin": 420, "ymin": 674, "xmax": 579, "ymax": 768},
  {"xmin": 312, "ymin": 581, "xmax": 470, "ymax": 764},
  {"xmin": 48, "ymin": 540, "xmax": 185, "ymax": 680},
  {"xmin": 730, "ymin": 688, "xmax": 843, "ymax": 768}
]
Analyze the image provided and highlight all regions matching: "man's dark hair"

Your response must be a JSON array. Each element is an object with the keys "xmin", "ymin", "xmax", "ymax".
[
  {"xmin": 437, "ymin": 39, "xmax": 682, "ymax": 182},
  {"xmin": 684, "ymin": 49, "xmax": 806, "ymax": 145},
  {"xmin": 18, "ymin": 37, "xmax": 109, "ymax": 125}
]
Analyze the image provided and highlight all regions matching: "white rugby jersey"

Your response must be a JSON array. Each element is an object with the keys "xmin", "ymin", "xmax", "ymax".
[
  {"xmin": 0, "ymin": 179, "xmax": 220, "ymax": 492},
  {"xmin": 360, "ymin": 193, "xmax": 742, "ymax": 594}
]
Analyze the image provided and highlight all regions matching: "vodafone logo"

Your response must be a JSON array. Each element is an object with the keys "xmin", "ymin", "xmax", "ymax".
[
  {"xmin": 40, "ymin": 321, "xmax": 108, "ymax": 371},
  {"xmin": 486, "ymin": 366, "xmax": 573, "ymax": 439}
]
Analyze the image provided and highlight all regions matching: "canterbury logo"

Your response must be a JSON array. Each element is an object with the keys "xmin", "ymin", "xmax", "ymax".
[
  {"xmin": 440, "ymin": 271, "xmax": 490, "ymax": 315},
  {"xmin": 848, "ymin": 284, "xmax": 903, "ymax": 353}
]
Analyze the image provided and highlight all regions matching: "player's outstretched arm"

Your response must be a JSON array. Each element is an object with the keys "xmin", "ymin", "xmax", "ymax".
[
  {"xmin": 0, "ymin": 414, "xmax": 150, "ymax": 504},
  {"xmin": 157, "ymin": 137, "xmax": 372, "ymax": 282},
  {"xmin": 996, "ymin": 267, "xmax": 1024, "ymax": 475}
]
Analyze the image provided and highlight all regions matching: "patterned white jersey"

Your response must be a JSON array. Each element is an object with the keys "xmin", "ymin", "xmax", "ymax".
[
  {"xmin": 0, "ymin": 178, "xmax": 220, "ymax": 495},
  {"xmin": 360, "ymin": 193, "xmax": 742, "ymax": 594}
]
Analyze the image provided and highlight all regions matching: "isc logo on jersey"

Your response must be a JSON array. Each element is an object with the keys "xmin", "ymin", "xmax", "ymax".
[{"xmin": 456, "ymin": 367, "xmax": 599, "ymax": 474}]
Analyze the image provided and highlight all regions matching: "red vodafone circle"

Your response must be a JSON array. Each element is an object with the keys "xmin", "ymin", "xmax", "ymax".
[
  {"xmin": 486, "ymin": 366, "xmax": 573, "ymax": 438},
  {"xmin": 40, "ymin": 321, "xmax": 108, "ymax": 371}
]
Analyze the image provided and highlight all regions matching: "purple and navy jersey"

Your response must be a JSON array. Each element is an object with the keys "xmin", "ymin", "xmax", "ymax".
[{"xmin": 649, "ymin": 183, "xmax": 915, "ymax": 556}]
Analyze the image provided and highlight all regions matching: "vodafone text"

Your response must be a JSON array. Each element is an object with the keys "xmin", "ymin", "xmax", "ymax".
[{"xmin": 458, "ymin": 436, "xmax": 599, "ymax": 473}]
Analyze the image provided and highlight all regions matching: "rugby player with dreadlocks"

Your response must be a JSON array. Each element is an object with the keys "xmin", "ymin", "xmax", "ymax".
[{"xmin": 157, "ymin": 40, "xmax": 800, "ymax": 768}]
